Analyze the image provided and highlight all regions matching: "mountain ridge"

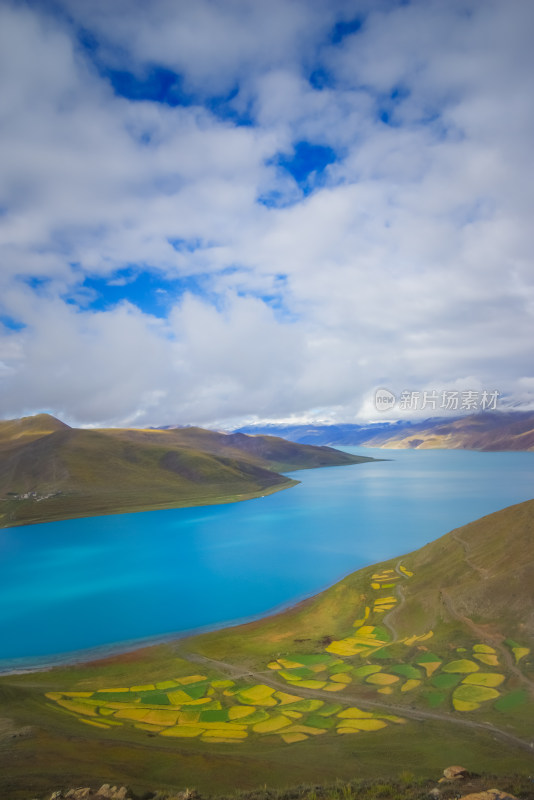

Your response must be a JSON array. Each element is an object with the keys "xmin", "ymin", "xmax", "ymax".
[
  {"xmin": 0, "ymin": 414, "xmax": 374, "ymax": 527},
  {"xmin": 236, "ymin": 411, "xmax": 534, "ymax": 451}
]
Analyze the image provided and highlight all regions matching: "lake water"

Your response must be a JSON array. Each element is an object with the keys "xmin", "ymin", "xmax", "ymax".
[{"xmin": 1, "ymin": 448, "xmax": 533, "ymax": 670}]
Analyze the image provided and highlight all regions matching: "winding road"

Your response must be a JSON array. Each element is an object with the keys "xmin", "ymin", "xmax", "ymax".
[
  {"xmin": 182, "ymin": 650, "xmax": 534, "ymax": 755},
  {"xmin": 447, "ymin": 533, "xmax": 534, "ymax": 694},
  {"xmin": 179, "ymin": 553, "xmax": 534, "ymax": 757},
  {"xmin": 379, "ymin": 560, "xmax": 408, "ymax": 641}
]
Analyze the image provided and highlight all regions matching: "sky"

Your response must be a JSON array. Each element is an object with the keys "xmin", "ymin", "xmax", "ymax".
[{"xmin": 0, "ymin": 0, "xmax": 533, "ymax": 429}]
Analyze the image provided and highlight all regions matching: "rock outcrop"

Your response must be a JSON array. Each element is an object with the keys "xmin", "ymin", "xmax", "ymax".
[
  {"xmin": 443, "ymin": 766, "xmax": 471, "ymax": 780},
  {"xmin": 459, "ymin": 792, "xmax": 518, "ymax": 800},
  {"xmin": 46, "ymin": 787, "xmax": 132, "ymax": 800}
]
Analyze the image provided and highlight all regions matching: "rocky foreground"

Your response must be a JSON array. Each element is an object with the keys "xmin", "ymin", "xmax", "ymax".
[
  {"xmin": 31, "ymin": 788, "xmax": 198, "ymax": 800},
  {"xmin": 25, "ymin": 768, "xmax": 534, "ymax": 800}
]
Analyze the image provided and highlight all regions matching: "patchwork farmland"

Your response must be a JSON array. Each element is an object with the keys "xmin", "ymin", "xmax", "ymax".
[{"xmin": 46, "ymin": 562, "xmax": 531, "ymax": 744}]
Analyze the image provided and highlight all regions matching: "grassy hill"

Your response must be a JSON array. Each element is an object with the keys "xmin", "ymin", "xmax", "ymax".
[
  {"xmin": 0, "ymin": 414, "xmax": 373, "ymax": 527},
  {"xmin": 0, "ymin": 501, "xmax": 533, "ymax": 798},
  {"xmin": 185, "ymin": 498, "xmax": 534, "ymax": 694}
]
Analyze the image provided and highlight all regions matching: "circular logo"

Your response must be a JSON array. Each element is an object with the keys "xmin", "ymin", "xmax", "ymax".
[{"xmin": 374, "ymin": 388, "xmax": 396, "ymax": 412}]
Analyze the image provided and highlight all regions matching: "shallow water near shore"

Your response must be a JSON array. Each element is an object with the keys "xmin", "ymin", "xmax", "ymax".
[{"xmin": 1, "ymin": 447, "xmax": 533, "ymax": 668}]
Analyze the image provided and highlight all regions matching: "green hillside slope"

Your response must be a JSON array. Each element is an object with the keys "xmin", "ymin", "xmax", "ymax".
[
  {"xmin": 1, "ymin": 501, "xmax": 533, "ymax": 798},
  {"xmin": 0, "ymin": 414, "xmax": 373, "ymax": 527},
  {"xmin": 189, "ymin": 499, "xmax": 534, "ymax": 690}
]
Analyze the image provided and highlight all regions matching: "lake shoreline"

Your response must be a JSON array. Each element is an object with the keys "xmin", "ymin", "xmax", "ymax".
[
  {"xmin": 0, "ymin": 477, "xmax": 301, "ymax": 530},
  {"xmin": 2, "ymin": 449, "xmax": 534, "ymax": 669},
  {"xmin": 0, "ymin": 577, "xmax": 324, "ymax": 676}
]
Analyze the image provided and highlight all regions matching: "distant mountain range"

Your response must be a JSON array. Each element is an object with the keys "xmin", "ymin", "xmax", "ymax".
[
  {"xmin": 0, "ymin": 414, "xmax": 374, "ymax": 527},
  {"xmin": 236, "ymin": 410, "xmax": 534, "ymax": 451},
  {"xmin": 4, "ymin": 410, "xmax": 531, "ymax": 527}
]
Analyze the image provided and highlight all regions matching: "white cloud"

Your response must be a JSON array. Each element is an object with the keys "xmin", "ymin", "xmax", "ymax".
[
  {"xmin": 0, "ymin": 0, "xmax": 533, "ymax": 426},
  {"xmin": 58, "ymin": 0, "xmax": 334, "ymax": 94}
]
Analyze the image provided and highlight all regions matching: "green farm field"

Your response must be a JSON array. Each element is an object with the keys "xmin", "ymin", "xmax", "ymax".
[{"xmin": 1, "ymin": 500, "xmax": 533, "ymax": 798}]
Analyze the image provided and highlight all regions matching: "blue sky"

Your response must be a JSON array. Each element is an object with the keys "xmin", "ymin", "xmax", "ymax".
[{"xmin": 0, "ymin": 0, "xmax": 533, "ymax": 427}]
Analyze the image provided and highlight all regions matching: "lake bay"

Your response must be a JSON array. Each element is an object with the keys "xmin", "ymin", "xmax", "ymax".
[{"xmin": 1, "ymin": 447, "xmax": 533, "ymax": 670}]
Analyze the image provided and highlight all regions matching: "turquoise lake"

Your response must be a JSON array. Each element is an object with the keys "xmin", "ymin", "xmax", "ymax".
[{"xmin": 1, "ymin": 447, "xmax": 533, "ymax": 670}]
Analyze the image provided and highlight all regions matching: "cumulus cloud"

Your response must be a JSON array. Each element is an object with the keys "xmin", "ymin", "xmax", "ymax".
[{"xmin": 0, "ymin": 0, "xmax": 533, "ymax": 426}]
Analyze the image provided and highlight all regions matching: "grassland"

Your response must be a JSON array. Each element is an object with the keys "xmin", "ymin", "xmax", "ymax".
[
  {"xmin": 1, "ymin": 500, "xmax": 533, "ymax": 798},
  {"xmin": 0, "ymin": 414, "xmax": 374, "ymax": 527},
  {"xmin": 1, "ymin": 660, "xmax": 532, "ymax": 800}
]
